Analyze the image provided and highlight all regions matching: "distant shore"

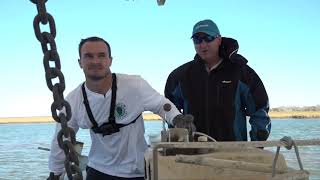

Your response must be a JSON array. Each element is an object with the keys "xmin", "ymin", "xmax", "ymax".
[
  {"xmin": 268, "ymin": 111, "xmax": 320, "ymax": 119},
  {"xmin": 1, "ymin": 111, "xmax": 320, "ymax": 124},
  {"xmin": 0, "ymin": 114, "xmax": 162, "ymax": 124}
]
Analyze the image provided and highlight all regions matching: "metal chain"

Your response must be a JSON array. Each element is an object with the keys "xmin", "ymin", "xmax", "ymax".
[{"xmin": 30, "ymin": 0, "xmax": 82, "ymax": 179}]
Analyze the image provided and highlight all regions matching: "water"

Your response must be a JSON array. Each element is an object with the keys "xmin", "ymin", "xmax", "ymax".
[{"xmin": 0, "ymin": 119, "xmax": 319, "ymax": 180}]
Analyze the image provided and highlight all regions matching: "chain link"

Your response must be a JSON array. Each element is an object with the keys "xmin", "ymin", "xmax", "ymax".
[{"xmin": 30, "ymin": 0, "xmax": 82, "ymax": 179}]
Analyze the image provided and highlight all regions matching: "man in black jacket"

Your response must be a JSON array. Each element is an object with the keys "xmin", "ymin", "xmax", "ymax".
[{"xmin": 165, "ymin": 19, "xmax": 271, "ymax": 141}]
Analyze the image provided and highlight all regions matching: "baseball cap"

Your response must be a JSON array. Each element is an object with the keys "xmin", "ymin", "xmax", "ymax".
[{"xmin": 191, "ymin": 19, "xmax": 220, "ymax": 38}]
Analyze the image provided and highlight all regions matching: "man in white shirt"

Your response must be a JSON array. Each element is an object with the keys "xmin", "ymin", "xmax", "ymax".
[{"xmin": 48, "ymin": 36, "xmax": 189, "ymax": 180}]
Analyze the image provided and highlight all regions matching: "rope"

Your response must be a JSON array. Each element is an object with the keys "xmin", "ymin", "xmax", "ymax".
[
  {"xmin": 272, "ymin": 146, "xmax": 281, "ymax": 177},
  {"xmin": 192, "ymin": 132, "xmax": 217, "ymax": 142},
  {"xmin": 272, "ymin": 136, "xmax": 304, "ymax": 177}
]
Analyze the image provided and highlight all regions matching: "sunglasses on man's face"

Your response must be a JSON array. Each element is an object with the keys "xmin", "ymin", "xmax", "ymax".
[{"xmin": 193, "ymin": 35, "xmax": 216, "ymax": 44}]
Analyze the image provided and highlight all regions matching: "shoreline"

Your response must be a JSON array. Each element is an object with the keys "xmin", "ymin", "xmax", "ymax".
[
  {"xmin": 0, "ymin": 114, "xmax": 163, "ymax": 124},
  {"xmin": 0, "ymin": 116, "xmax": 54, "ymax": 124},
  {"xmin": 1, "ymin": 112, "xmax": 320, "ymax": 124},
  {"xmin": 268, "ymin": 111, "xmax": 320, "ymax": 119}
]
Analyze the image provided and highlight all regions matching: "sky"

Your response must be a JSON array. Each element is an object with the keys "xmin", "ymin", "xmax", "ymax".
[{"xmin": 0, "ymin": 0, "xmax": 319, "ymax": 117}]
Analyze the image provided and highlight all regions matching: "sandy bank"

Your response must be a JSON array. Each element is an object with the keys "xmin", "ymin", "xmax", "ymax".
[
  {"xmin": 269, "ymin": 111, "xmax": 320, "ymax": 119},
  {"xmin": 0, "ymin": 116, "xmax": 54, "ymax": 124},
  {"xmin": 0, "ymin": 114, "xmax": 162, "ymax": 124},
  {"xmin": 1, "ymin": 111, "xmax": 320, "ymax": 124}
]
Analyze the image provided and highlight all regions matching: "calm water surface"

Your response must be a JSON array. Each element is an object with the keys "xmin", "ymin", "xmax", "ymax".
[{"xmin": 0, "ymin": 119, "xmax": 319, "ymax": 180}]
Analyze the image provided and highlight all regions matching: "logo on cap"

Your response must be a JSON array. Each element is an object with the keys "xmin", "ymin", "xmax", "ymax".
[{"xmin": 196, "ymin": 24, "xmax": 209, "ymax": 29}]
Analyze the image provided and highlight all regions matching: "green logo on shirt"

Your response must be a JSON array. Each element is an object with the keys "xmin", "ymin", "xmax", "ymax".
[{"xmin": 115, "ymin": 102, "xmax": 127, "ymax": 120}]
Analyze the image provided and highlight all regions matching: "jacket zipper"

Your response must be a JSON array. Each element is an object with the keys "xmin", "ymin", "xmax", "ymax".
[{"xmin": 205, "ymin": 73, "xmax": 210, "ymax": 133}]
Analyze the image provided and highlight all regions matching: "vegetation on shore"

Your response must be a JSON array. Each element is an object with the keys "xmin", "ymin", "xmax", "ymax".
[
  {"xmin": 144, "ymin": 105, "xmax": 320, "ymax": 119},
  {"xmin": 0, "ymin": 106, "xmax": 319, "ymax": 124},
  {"xmin": 0, "ymin": 116, "xmax": 53, "ymax": 124},
  {"xmin": 269, "ymin": 105, "xmax": 320, "ymax": 118},
  {"xmin": 269, "ymin": 111, "xmax": 320, "ymax": 119}
]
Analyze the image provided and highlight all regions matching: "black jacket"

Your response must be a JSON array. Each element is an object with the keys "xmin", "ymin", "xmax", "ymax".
[{"xmin": 165, "ymin": 37, "xmax": 271, "ymax": 141}]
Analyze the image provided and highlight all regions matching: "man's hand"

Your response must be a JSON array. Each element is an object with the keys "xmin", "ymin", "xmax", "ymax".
[
  {"xmin": 172, "ymin": 114, "xmax": 196, "ymax": 134},
  {"xmin": 47, "ymin": 172, "xmax": 61, "ymax": 180}
]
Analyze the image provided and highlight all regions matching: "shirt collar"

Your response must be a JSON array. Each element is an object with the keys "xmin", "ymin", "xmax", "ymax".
[{"xmin": 206, "ymin": 58, "xmax": 223, "ymax": 72}]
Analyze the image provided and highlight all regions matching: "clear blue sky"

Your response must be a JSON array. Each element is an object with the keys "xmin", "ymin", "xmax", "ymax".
[{"xmin": 1, "ymin": 0, "xmax": 319, "ymax": 117}]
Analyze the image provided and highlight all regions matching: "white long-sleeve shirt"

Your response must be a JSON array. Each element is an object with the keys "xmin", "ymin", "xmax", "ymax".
[{"xmin": 48, "ymin": 73, "xmax": 180, "ymax": 177}]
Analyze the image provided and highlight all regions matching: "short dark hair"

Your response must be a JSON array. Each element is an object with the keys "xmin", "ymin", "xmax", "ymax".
[{"xmin": 78, "ymin": 36, "xmax": 111, "ymax": 58}]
